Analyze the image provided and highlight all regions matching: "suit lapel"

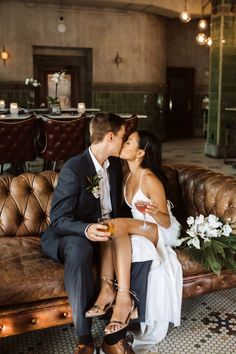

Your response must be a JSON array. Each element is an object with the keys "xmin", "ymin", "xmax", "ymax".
[
  {"xmin": 108, "ymin": 161, "xmax": 118, "ymax": 216},
  {"xmin": 81, "ymin": 150, "xmax": 102, "ymax": 217}
]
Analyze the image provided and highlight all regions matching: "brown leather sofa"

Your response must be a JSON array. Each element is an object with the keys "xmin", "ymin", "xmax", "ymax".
[{"xmin": 0, "ymin": 165, "xmax": 236, "ymax": 338}]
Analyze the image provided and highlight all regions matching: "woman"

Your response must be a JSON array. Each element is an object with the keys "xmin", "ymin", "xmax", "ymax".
[{"xmin": 86, "ymin": 130, "xmax": 182, "ymax": 350}]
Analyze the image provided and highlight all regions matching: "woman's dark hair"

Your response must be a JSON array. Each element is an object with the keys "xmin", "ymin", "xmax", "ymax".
[{"xmin": 137, "ymin": 130, "xmax": 170, "ymax": 198}]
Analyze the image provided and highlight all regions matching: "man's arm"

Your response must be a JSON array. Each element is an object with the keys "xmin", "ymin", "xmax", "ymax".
[{"xmin": 50, "ymin": 165, "xmax": 88, "ymax": 237}]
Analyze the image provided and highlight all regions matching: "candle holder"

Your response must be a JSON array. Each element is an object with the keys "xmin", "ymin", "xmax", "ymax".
[
  {"xmin": 0, "ymin": 100, "xmax": 6, "ymax": 109},
  {"xmin": 77, "ymin": 102, "xmax": 86, "ymax": 114},
  {"xmin": 10, "ymin": 102, "xmax": 19, "ymax": 115}
]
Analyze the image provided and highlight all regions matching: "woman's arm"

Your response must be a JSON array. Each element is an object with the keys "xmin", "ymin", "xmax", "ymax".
[{"xmin": 142, "ymin": 173, "xmax": 171, "ymax": 228}]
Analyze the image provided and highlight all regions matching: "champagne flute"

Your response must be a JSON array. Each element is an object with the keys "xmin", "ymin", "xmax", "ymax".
[
  {"xmin": 98, "ymin": 217, "xmax": 115, "ymax": 240},
  {"xmin": 134, "ymin": 200, "xmax": 150, "ymax": 230}
]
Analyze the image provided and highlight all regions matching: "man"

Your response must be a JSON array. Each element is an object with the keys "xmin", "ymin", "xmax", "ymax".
[{"xmin": 41, "ymin": 113, "xmax": 151, "ymax": 354}]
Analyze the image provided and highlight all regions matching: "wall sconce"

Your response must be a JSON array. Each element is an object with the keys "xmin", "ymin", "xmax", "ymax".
[
  {"xmin": 179, "ymin": 0, "xmax": 191, "ymax": 23},
  {"xmin": 0, "ymin": 46, "xmax": 9, "ymax": 66},
  {"xmin": 57, "ymin": 16, "xmax": 66, "ymax": 33},
  {"xmin": 114, "ymin": 52, "xmax": 123, "ymax": 67}
]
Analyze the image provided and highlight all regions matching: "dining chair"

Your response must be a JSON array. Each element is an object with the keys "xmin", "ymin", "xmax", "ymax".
[
  {"xmin": 124, "ymin": 115, "xmax": 138, "ymax": 140},
  {"xmin": 0, "ymin": 116, "xmax": 38, "ymax": 175},
  {"xmin": 37, "ymin": 115, "xmax": 87, "ymax": 171}
]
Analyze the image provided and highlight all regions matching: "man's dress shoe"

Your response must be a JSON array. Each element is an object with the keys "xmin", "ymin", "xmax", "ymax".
[
  {"xmin": 101, "ymin": 338, "xmax": 136, "ymax": 354},
  {"xmin": 74, "ymin": 343, "xmax": 94, "ymax": 354}
]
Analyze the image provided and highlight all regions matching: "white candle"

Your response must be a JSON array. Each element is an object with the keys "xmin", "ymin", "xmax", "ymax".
[
  {"xmin": 0, "ymin": 100, "xmax": 5, "ymax": 109},
  {"xmin": 10, "ymin": 102, "xmax": 19, "ymax": 115},
  {"xmin": 77, "ymin": 102, "xmax": 86, "ymax": 114}
]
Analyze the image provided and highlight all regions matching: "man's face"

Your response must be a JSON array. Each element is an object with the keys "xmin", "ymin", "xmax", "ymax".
[{"xmin": 110, "ymin": 125, "xmax": 126, "ymax": 157}]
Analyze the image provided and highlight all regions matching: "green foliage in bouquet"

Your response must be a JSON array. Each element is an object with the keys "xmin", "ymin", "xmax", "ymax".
[{"xmin": 177, "ymin": 214, "xmax": 236, "ymax": 275}]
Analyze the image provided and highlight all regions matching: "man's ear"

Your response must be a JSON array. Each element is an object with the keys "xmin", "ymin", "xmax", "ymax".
[{"xmin": 105, "ymin": 132, "xmax": 113, "ymax": 141}]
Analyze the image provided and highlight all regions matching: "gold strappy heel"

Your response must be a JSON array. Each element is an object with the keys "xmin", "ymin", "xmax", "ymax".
[
  {"xmin": 104, "ymin": 285, "xmax": 138, "ymax": 335},
  {"xmin": 85, "ymin": 277, "xmax": 116, "ymax": 318}
]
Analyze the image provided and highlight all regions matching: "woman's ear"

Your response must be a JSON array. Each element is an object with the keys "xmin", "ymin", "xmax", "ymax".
[{"xmin": 136, "ymin": 149, "xmax": 145, "ymax": 160}]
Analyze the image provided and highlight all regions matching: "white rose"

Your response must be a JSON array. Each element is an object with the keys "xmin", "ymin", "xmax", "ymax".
[
  {"xmin": 222, "ymin": 224, "xmax": 232, "ymax": 237},
  {"xmin": 208, "ymin": 214, "xmax": 222, "ymax": 229},
  {"xmin": 187, "ymin": 216, "xmax": 194, "ymax": 226},
  {"xmin": 195, "ymin": 214, "xmax": 205, "ymax": 225},
  {"xmin": 92, "ymin": 186, "xmax": 100, "ymax": 199},
  {"xmin": 186, "ymin": 229, "xmax": 197, "ymax": 238},
  {"xmin": 208, "ymin": 228, "xmax": 219, "ymax": 238},
  {"xmin": 187, "ymin": 237, "xmax": 200, "ymax": 249}
]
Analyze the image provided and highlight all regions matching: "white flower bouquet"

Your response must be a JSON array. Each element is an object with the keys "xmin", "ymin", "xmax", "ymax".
[
  {"xmin": 47, "ymin": 70, "xmax": 66, "ymax": 104},
  {"xmin": 177, "ymin": 214, "xmax": 236, "ymax": 275},
  {"xmin": 25, "ymin": 78, "xmax": 41, "ymax": 87}
]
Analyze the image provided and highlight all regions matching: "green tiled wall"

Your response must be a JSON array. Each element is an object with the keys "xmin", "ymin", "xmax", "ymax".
[
  {"xmin": 206, "ymin": 3, "xmax": 236, "ymax": 157},
  {"xmin": 92, "ymin": 91, "xmax": 166, "ymax": 140}
]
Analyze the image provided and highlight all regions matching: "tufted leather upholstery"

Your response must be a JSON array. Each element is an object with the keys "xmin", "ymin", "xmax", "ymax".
[
  {"xmin": 0, "ymin": 116, "xmax": 37, "ymax": 174},
  {"xmin": 38, "ymin": 116, "xmax": 87, "ymax": 170},
  {"xmin": 0, "ymin": 165, "xmax": 235, "ymax": 337}
]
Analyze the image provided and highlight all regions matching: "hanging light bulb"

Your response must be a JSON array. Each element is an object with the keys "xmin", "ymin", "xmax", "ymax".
[
  {"xmin": 206, "ymin": 37, "xmax": 212, "ymax": 46},
  {"xmin": 179, "ymin": 0, "xmax": 191, "ymax": 23},
  {"xmin": 196, "ymin": 32, "xmax": 207, "ymax": 45},
  {"xmin": 198, "ymin": 19, "xmax": 208, "ymax": 30}
]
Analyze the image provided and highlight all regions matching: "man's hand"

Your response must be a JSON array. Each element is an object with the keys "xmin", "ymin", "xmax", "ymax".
[{"xmin": 86, "ymin": 223, "xmax": 111, "ymax": 242}]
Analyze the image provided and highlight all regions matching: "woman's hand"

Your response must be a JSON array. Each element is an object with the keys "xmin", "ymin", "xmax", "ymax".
[{"xmin": 145, "ymin": 201, "xmax": 159, "ymax": 217}]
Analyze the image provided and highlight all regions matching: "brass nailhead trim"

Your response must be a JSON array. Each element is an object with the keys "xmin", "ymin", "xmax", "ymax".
[{"xmin": 31, "ymin": 318, "xmax": 37, "ymax": 324}]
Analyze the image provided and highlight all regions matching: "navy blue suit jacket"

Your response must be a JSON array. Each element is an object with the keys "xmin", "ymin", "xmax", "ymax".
[{"xmin": 41, "ymin": 149, "xmax": 123, "ymax": 262}]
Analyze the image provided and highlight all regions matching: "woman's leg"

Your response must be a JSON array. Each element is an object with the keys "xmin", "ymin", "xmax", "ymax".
[
  {"xmin": 85, "ymin": 242, "xmax": 116, "ymax": 317},
  {"xmin": 105, "ymin": 218, "xmax": 157, "ymax": 334}
]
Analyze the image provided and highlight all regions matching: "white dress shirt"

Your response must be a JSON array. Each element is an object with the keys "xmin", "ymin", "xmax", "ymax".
[{"xmin": 88, "ymin": 147, "xmax": 112, "ymax": 217}]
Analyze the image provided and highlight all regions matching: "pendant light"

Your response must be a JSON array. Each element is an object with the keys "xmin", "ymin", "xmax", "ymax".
[{"xmin": 179, "ymin": 0, "xmax": 191, "ymax": 23}]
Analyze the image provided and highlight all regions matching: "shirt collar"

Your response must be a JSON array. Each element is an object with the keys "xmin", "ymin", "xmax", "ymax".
[{"xmin": 89, "ymin": 147, "xmax": 110, "ymax": 173}]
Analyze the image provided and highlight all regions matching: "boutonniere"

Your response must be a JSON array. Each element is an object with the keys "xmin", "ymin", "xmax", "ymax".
[{"xmin": 86, "ymin": 174, "xmax": 103, "ymax": 199}]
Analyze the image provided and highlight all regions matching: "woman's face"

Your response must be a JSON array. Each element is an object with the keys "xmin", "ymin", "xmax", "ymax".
[{"xmin": 119, "ymin": 132, "xmax": 140, "ymax": 161}]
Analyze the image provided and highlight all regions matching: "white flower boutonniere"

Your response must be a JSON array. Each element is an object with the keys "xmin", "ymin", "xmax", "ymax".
[{"xmin": 86, "ymin": 174, "xmax": 103, "ymax": 199}]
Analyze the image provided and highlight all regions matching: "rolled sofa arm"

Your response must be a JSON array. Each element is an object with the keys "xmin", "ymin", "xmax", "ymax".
[{"xmin": 173, "ymin": 164, "xmax": 236, "ymax": 233}]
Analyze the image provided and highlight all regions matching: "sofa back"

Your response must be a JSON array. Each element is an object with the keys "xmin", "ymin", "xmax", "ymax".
[
  {"xmin": 169, "ymin": 164, "xmax": 236, "ymax": 232},
  {"xmin": 0, "ymin": 165, "xmax": 235, "ymax": 237},
  {"xmin": 0, "ymin": 172, "xmax": 58, "ymax": 236}
]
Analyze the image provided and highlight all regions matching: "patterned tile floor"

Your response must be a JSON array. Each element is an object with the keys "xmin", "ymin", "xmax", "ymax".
[{"xmin": 0, "ymin": 288, "xmax": 235, "ymax": 353}]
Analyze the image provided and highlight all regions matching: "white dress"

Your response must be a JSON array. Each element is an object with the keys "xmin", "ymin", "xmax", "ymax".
[{"xmin": 124, "ymin": 172, "xmax": 183, "ymax": 353}]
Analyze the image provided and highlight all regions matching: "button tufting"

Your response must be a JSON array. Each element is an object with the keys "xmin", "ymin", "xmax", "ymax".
[
  {"xmin": 63, "ymin": 312, "xmax": 68, "ymax": 318},
  {"xmin": 31, "ymin": 318, "xmax": 37, "ymax": 324},
  {"xmin": 197, "ymin": 285, "xmax": 201, "ymax": 290}
]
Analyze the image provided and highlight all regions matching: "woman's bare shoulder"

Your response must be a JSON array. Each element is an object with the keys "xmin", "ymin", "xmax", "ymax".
[{"xmin": 143, "ymin": 170, "xmax": 164, "ymax": 190}]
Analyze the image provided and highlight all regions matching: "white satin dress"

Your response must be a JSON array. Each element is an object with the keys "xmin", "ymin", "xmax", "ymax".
[{"xmin": 124, "ymin": 171, "xmax": 183, "ymax": 352}]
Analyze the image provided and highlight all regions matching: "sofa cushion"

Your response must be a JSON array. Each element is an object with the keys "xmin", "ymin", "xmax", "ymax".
[{"xmin": 0, "ymin": 237, "xmax": 66, "ymax": 306}]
